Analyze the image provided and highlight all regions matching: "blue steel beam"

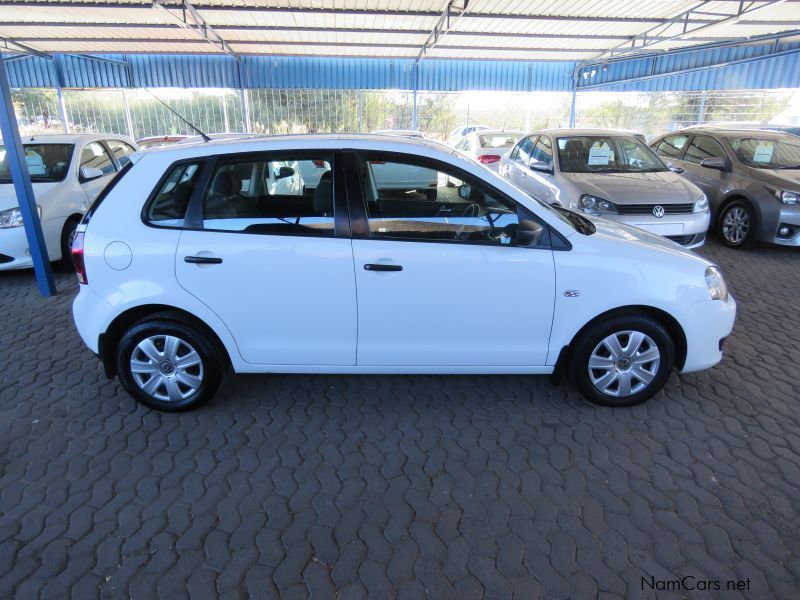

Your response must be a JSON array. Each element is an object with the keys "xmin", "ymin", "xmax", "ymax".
[{"xmin": 0, "ymin": 51, "xmax": 56, "ymax": 296}]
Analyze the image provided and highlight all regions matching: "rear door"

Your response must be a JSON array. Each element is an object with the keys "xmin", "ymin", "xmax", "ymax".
[{"xmin": 174, "ymin": 151, "xmax": 357, "ymax": 366}]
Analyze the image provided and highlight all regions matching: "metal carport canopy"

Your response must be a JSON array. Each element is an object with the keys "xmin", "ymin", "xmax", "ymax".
[{"xmin": 2, "ymin": 0, "xmax": 800, "ymax": 298}]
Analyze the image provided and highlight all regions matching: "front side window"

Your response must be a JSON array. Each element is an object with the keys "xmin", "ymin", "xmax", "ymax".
[
  {"xmin": 202, "ymin": 155, "xmax": 334, "ymax": 236},
  {"xmin": 107, "ymin": 140, "xmax": 137, "ymax": 167},
  {"xmin": 556, "ymin": 135, "xmax": 666, "ymax": 173},
  {"xmin": 654, "ymin": 134, "xmax": 689, "ymax": 159},
  {"xmin": 729, "ymin": 136, "xmax": 800, "ymax": 169},
  {"xmin": 531, "ymin": 136, "xmax": 553, "ymax": 168},
  {"xmin": 146, "ymin": 162, "xmax": 202, "ymax": 226},
  {"xmin": 683, "ymin": 135, "xmax": 726, "ymax": 165},
  {"xmin": 80, "ymin": 142, "xmax": 115, "ymax": 175},
  {"xmin": 356, "ymin": 156, "xmax": 532, "ymax": 246},
  {"xmin": 0, "ymin": 143, "xmax": 74, "ymax": 183},
  {"xmin": 515, "ymin": 136, "xmax": 536, "ymax": 165}
]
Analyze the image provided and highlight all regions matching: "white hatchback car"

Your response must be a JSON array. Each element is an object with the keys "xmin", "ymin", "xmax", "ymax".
[
  {"xmin": 453, "ymin": 129, "xmax": 525, "ymax": 172},
  {"xmin": 72, "ymin": 134, "xmax": 736, "ymax": 411},
  {"xmin": 0, "ymin": 134, "xmax": 137, "ymax": 269}
]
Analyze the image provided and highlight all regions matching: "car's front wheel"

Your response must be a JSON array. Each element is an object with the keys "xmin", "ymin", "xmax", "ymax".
[
  {"xmin": 116, "ymin": 318, "xmax": 223, "ymax": 411},
  {"xmin": 569, "ymin": 313, "xmax": 675, "ymax": 407},
  {"xmin": 718, "ymin": 199, "xmax": 754, "ymax": 248}
]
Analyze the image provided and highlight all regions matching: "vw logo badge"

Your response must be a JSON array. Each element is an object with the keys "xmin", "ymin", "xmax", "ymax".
[{"xmin": 652, "ymin": 205, "xmax": 665, "ymax": 218}]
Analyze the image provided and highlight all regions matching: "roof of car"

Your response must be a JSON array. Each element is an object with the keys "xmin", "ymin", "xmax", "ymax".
[
  {"xmin": 7, "ymin": 133, "xmax": 135, "ymax": 145},
  {"xmin": 537, "ymin": 128, "xmax": 645, "ymax": 137},
  {"xmin": 661, "ymin": 126, "xmax": 796, "ymax": 138},
  {"xmin": 136, "ymin": 133, "xmax": 460, "ymax": 161}
]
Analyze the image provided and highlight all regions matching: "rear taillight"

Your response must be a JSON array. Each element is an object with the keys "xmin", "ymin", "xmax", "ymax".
[
  {"xmin": 312, "ymin": 160, "xmax": 327, "ymax": 168},
  {"xmin": 478, "ymin": 155, "xmax": 501, "ymax": 164},
  {"xmin": 71, "ymin": 231, "xmax": 88, "ymax": 284}
]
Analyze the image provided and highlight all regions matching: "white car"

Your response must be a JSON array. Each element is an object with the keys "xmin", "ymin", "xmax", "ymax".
[
  {"xmin": 71, "ymin": 134, "xmax": 736, "ymax": 411},
  {"xmin": 370, "ymin": 130, "xmax": 438, "ymax": 200},
  {"xmin": 0, "ymin": 134, "xmax": 138, "ymax": 270},
  {"xmin": 448, "ymin": 124, "xmax": 491, "ymax": 147},
  {"xmin": 500, "ymin": 129, "xmax": 711, "ymax": 248},
  {"xmin": 454, "ymin": 129, "xmax": 525, "ymax": 172}
]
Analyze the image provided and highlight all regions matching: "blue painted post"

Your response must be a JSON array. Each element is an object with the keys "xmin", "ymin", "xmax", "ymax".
[
  {"xmin": 0, "ymin": 56, "xmax": 57, "ymax": 296},
  {"xmin": 569, "ymin": 68, "xmax": 578, "ymax": 128}
]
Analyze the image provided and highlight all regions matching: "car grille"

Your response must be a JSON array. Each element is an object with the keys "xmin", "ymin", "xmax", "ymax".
[
  {"xmin": 617, "ymin": 203, "xmax": 694, "ymax": 215},
  {"xmin": 0, "ymin": 253, "xmax": 13, "ymax": 264}
]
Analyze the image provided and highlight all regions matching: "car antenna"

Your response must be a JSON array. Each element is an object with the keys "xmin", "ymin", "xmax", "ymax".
[{"xmin": 143, "ymin": 89, "xmax": 212, "ymax": 142}]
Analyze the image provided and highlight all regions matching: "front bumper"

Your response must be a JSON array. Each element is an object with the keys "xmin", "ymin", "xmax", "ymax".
[
  {"xmin": 679, "ymin": 295, "xmax": 737, "ymax": 374},
  {"xmin": 0, "ymin": 227, "xmax": 34, "ymax": 270},
  {"xmin": 767, "ymin": 204, "xmax": 800, "ymax": 246},
  {"xmin": 610, "ymin": 210, "xmax": 711, "ymax": 248}
]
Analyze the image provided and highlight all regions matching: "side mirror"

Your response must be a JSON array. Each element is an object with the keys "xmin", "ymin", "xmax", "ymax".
[
  {"xmin": 276, "ymin": 166, "xmax": 295, "ymax": 180},
  {"xmin": 458, "ymin": 183, "xmax": 472, "ymax": 200},
  {"xmin": 666, "ymin": 162, "xmax": 685, "ymax": 174},
  {"xmin": 80, "ymin": 166, "xmax": 104, "ymax": 181},
  {"xmin": 516, "ymin": 218, "xmax": 544, "ymax": 248},
  {"xmin": 528, "ymin": 159, "xmax": 552, "ymax": 174},
  {"xmin": 700, "ymin": 157, "xmax": 731, "ymax": 171}
]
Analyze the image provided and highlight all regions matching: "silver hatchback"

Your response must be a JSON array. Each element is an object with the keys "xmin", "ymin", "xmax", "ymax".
[{"xmin": 499, "ymin": 129, "xmax": 710, "ymax": 248}]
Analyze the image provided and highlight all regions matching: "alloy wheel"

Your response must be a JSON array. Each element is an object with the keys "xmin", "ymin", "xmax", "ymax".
[
  {"xmin": 587, "ymin": 330, "xmax": 661, "ymax": 397},
  {"xmin": 721, "ymin": 206, "xmax": 750, "ymax": 244},
  {"xmin": 130, "ymin": 335, "xmax": 204, "ymax": 402}
]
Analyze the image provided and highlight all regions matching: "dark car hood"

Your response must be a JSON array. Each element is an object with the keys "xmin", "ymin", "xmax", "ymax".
[{"xmin": 562, "ymin": 170, "xmax": 702, "ymax": 204}]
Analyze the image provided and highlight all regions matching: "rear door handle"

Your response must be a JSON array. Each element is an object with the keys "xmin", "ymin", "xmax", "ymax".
[
  {"xmin": 364, "ymin": 263, "xmax": 402, "ymax": 272},
  {"xmin": 184, "ymin": 255, "xmax": 223, "ymax": 264}
]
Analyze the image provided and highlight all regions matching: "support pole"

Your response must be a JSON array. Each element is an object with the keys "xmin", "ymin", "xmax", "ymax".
[
  {"xmin": 412, "ymin": 63, "xmax": 418, "ymax": 131},
  {"xmin": 0, "ymin": 54, "xmax": 56, "ymax": 296},
  {"xmin": 569, "ymin": 66, "xmax": 579, "ymax": 128},
  {"xmin": 122, "ymin": 88, "xmax": 135, "ymax": 139},
  {"xmin": 54, "ymin": 61, "xmax": 70, "ymax": 133}
]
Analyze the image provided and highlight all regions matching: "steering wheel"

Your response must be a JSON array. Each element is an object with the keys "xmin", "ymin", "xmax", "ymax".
[{"xmin": 453, "ymin": 203, "xmax": 482, "ymax": 241}]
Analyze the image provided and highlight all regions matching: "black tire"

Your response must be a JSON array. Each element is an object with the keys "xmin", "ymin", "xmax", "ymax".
[
  {"xmin": 569, "ymin": 313, "xmax": 675, "ymax": 407},
  {"xmin": 116, "ymin": 319, "xmax": 223, "ymax": 411},
  {"xmin": 425, "ymin": 189, "xmax": 438, "ymax": 201},
  {"xmin": 717, "ymin": 199, "xmax": 755, "ymax": 249},
  {"xmin": 59, "ymin": 216, "xmax": 80, "ymax": 271}
]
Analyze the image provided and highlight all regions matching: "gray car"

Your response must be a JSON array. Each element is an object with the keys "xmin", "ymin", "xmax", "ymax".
[
  {"xmin": 499, "ymin": 129, "xmax": 710, "ymax": 248},
  {"xmin": 651, "ymin": 128, "xmax": 800, "ymax": 248}
]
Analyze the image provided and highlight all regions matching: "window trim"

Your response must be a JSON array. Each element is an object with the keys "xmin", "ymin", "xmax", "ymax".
[{"xmin": 345, "ymin": 149, "xmax": 564, "ymax": 250}]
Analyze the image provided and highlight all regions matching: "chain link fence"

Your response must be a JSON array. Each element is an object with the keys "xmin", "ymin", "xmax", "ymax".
[{"xmin": 9, "ymin": 87, "xmax": 799, "ymax": 143}]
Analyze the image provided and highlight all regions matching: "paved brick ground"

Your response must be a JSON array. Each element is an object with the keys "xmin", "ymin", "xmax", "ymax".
[{"xmin": 1, "ymin": 238, "xmax": 799, "ymax": 599}]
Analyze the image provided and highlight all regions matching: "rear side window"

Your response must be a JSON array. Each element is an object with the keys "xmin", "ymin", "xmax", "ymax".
[
  {"xmin": 202, "ymin": 155, "xmax": 334, "ymax": 237},
  {"xmin": 145, "ymin": 162, "xmax": 202, "ymax": 226},
  {"xmin": 653, "ymin": 134, "xmax": 689, "ymax": 159}
]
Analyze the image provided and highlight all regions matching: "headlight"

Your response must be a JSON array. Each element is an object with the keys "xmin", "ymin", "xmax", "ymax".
[
  {"xmin": 705, "ymin": 266, "xmax": 728, "ymax": 301},
  {"xmin": 0, "ymin": 205, "xmax": 42, "ymax": 228},
  {"xmin": 693, "ymin": 194, "xmax": 709, "ymax": 212},
  {"xmin": 766, "ymin": 185, "xmax": 799, "ymax": 204},
  {"xmin": 579, "ymin": 194, "xmax": 618, "ymax": 214}
]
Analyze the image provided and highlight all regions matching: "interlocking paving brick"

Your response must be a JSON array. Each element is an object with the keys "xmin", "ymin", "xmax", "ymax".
[{"xmin": 1, "ymin": 238, "xmax": 799, "ymax": 598}]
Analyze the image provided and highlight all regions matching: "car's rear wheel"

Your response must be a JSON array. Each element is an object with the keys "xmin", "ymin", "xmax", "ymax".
[
  {"xmin": 116, "ymin": 319, "xmax": 223, "ymax": 411},
  {"xmin": 718, "ymin": 199, "xmax": 754, "ymax": 248},
  {"xmin": 569, "ymin": 313, "xmax": 674, "ymax": 407}
]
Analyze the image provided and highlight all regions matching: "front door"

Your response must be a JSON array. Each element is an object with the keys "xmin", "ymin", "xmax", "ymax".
[
  {"xmin": 78, "ymin": 141, "xmax": 118, "ymax": 205},
  {"xmin": 174, "ymin": 152, "xmax": 357, "ymax": 366},
  {"xmin": 348, "ymin": 153, "xmax": 556, "ymax": 367},
  {"xmin": 678, "ymin": 134, "xmax": 730, "ymax": 205}
]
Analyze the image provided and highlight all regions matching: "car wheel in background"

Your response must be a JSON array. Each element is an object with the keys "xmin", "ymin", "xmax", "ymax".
[
  {"xmin": 718, "ymin": 199, "xmax": 754, "ymax": 248},
  {"xmin": 569, "ymin": 313, "xmax": 675, "ymax": 407},
  {"xmin": 116, "ymin": 318, "xmax": 223, "ymax": 411},
  {"xmin": 59, "ymin": 216, "xmax": 81, "ymax": 271}
]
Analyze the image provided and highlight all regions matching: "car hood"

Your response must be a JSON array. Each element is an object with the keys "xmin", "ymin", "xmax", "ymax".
[
  {"xmin": 0, "ymin": 182, "xmax": 60, "ymax": 212},
  {"xmin": 562, "ymin": 170, "xmax": 701, "ymax": 204},
  {"xmin": 747, "ymin": 168, "xmax": 800, "ymax": 188}
]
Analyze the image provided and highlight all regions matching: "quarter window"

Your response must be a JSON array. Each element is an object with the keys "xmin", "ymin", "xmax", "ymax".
[
  {"xmin": 654, "ymin": 134, "xmax": 689, "ymax": 159},
  {"xmin": 80, "ymin": 142, "xmax": 115, "ymax": 175},
  {"xmin": 202, "ymin": 156, "xmax": 334, "ymax": 236},
  {"xmin": 683, "ymin": 135, "xmax": 726, "ymax": 165},
  {"xmin": 356, "ymin": 156, "xmax": 528, "ymax": 246},
  {"xmin": 146, "ymin": 162, "xmax": 202, "ymax": 225}
]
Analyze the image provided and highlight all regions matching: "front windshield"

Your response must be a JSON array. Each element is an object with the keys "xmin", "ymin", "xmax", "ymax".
[
  {"xmin": 0, "ymin": 143, "xmax": 75, "ymax": 183},
  {"xmin": 556, "ymin": 135, "xmax": 666, "ymax": 173},
  {"xmin": 729, "ymin": 136, "xmax": 800, "ymax": 169}
]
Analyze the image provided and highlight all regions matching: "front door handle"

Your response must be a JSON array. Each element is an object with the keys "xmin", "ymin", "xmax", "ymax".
[
  {"xmin": 184, "ymin": 255, "xmax": 223, "ymax": 264},
  {"xmin": 364, "ymin": 263, "xmax": 402, "ymax": 272}
]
